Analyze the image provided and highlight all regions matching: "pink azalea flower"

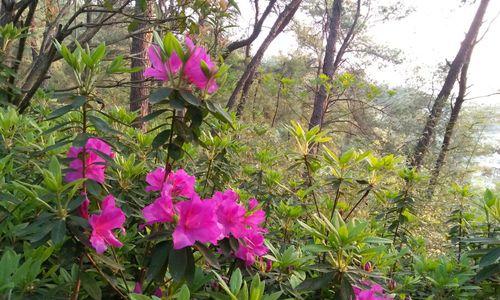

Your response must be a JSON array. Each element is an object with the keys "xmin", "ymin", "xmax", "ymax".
[
  {"xmin": 142, "ymin": 189, "xmax": 174, "ymax": 225},
  {"xmin": 86, "ymin": 138, "xmax": 115, "ymax": 158},
  {"xmin": 244, "ymin": 203, "xmax": 266, "ymax": 233},
  {"xmin": 145, "ymin": 168, "xmax": 195, "ymax": 199},
  {"xmin": 353, "ymin": 281, "xmax": 392, "ymax": 300},
  {"xmin": 248, "ymin": 198, "xmax": 259, "ymax": 210},
  {"xmin": 172, "ymin": 197, "xmax": 222, "ymax": 249},
  {"xmin": 169, "ymin": 169, "xmax": 196, "ymax": 198},
  {"xmin": 65, "ymin": 138, "xmax": 114, "ymax": 184},
  {"xmin": 144, "ymin": 45, "xmax": 182, "ymax": 81},
  {"xmin": 183, "ymin": 36, "xmax": 218, "ymax": 93},
  {"xmin": 235, "ymin": 231, "xmax": 268, "ymax": 266},
  {"xmin": 89, "ymin": 195, "xmax": 126, "ymax": 254},
  {"xmin": 145, "ymin": 167, "xmax": 167, "ymax": 192},
  {"xmin": 213, "ymin": 190, "xmax": 247, "ymax": 238}
]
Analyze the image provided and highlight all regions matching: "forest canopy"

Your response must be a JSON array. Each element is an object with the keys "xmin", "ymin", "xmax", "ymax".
[{"xmin": 0, "ymin": 0, "xmax": 498, "ymax": 299}]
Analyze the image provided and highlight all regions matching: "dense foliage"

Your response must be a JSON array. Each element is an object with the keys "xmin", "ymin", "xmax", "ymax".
[{"xmin": 0, "ymin": 1, "xmax": 499, "ymax": 299}]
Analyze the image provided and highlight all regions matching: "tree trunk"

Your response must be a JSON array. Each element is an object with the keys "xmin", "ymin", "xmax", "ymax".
[
  {"xmin": 427, "ymin": 48, "xmax": 473, "ymax": 198},
  {"xmin": 235, "ymin": 75, "xmax": 253, "ymax": 117},
  {"xmin": 308, "ymin": 0, "xmax": 342, "ymax": 129},
  {"xmin": 130, "ymin": 0, "xmax": 154, "ymax": 124},
  {"xmin": 16, "ymin": 0, "xmax": 126, "ymax": 113},
  {"xmin": 271, "ymin": 79, "xmax": 283, "ymax": 127},
  {"xmin": 225, "ymin": 0, "xmax": 302, "ymax": 110},
  {"xmin": 222, "ymin": 0, "xmax": 277, "ymax": 58},
  {"xmin": 410, "ymin": 0, "xmax": 489, "ymax": 169}
]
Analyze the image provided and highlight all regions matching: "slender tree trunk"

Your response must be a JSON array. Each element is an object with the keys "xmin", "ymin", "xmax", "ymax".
[
  {"xmin": 410, "ymin": 0, "xmax": 489, "ymax": 169},
  {"xmin": 308, "ymin": 0, "xmax": 342, "ymax": 129},
  {"xmin": 427, "ymin": 48, "xmax": 473, "ymax": 198},
  {"xmin": 222, "ymin": 0, "xmax": 277, "ymax": 58},
  {"xmin": 235, "ymin": 75, "xmax": 253, "ymax": 117},
  {"xmin": 130, "ymin": 0, "xmax": 154, "ymax": 124},
  {"xmin": 271, "ymin": 79, "xmax": 283, "ymax": 127},
  {"xmin": 225, "ymin": 0, "xmax": 302, "ymax": 110},
  {"xmin": 16, "ymin": 0, "xmax": 126, "ymax": 112}
]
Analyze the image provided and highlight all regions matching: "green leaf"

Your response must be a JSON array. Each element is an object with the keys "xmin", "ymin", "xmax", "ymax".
[
  {"xmin": 337, "ymin": 276, "xmax": 354, "ymax": 300},
  {"xmin": 91, "ymin": 43, "xmax": 106, "ymax": 66},
  {"xmin": 152, "ymin": 129, "xmax": 171, "ymax": 149},
  {"xmin": 479, "ymin": 247, "xmax": 500, "ymax": 268},
  {"xmin": 186, "ymin": 106, "xmax": 203, "ymax": 128},
  {"xmin": 364, "ymin": 237, "xmax": 393, "ymax": 244},
  {"xmin": 249, "ymin": 274, "xmax": 264, "ymax": 300},
  {"xmin": 149, "ymin": 87, "xmax": 173, "ymax": 104},
  {"xmin": 302, "ymin": 244, "xmax": 331, "ymax": 253},
  {"xmin": 51, "ymin": 219, "xmax": 66, "ymax": 245},
  {"xmin": 168, "ymin": 248, "xmax": 187, "ymax": 281},
  {"xmin": 180, "ymin": 91, "xmax": 201, "ymax": 107},
  {"xmin": 146, "ymin": 241, "xmax": 170, "ymax": 281},
  {"xmin": 177, "ymin": 284, "xmax": 190, "ymax": 300},
  {"xmin": 205, "ymin": 101, "xmax": 233, "ymax": 127},
  {"xmin": 475, "ymin": 263, "xmax": 500, "ymax": 281},
  {"xmin": 129, "ymin": 294, "xmax": 151, "ymax": 300},
  {"xmin": 0, "ymin": 249, "xmax": 20, "ymax": 287},
  {"xmin": 140, "ymin": 109, "xmax": 169, "ymax": 123},
  {"xmin": 262, "ymin": 292, "xmax": 282, "ymax": 300},
  {"xmin": 296, "ymin": 272, "xmax": 334, "ymax": 291},
  {"xmin": 212, "ymin": 271, "xmax": 236, "ymax": 300},
  {"xmin": 229, "ymin": 268, "xmax": 242, "ymax": 295},
  {"xmin": 169, "ymin": 93, "xmax": 185, "ymax": 109},
  {"xmin": 195, "ymin": 242, "xmax": 220, "ymax": 269},
  {"xmin": 163, "ymin": 32, "xmax": 184, "ymax": 59},
  {"xmin": 127, "ymin": 20, "xmax": 139, "ymax": 32},
  {"xmin": 88, "ymin": 115, "xmax": 121, "ymax": 135},
  {"xmin": 168, "ymin": 143, "xmax": 183, "ymax": 160},
  {"xmin": 80, "ymin": 271, "xmax": 102, "ymax": 300},
  {"xmin": 47, "ymin": 96, "xmax": 86, "ymax": 120},
  {"xmin": 42, "ymin": 122, "xmax": 71, "ymax": 136}
]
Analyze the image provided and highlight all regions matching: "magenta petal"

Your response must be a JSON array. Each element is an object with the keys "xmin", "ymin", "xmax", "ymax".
[
  {"xmin": 172, "ymin": 228, "xmax": 194, "ymax": 249},
  {"xmin": 142, "ymin": 194, "xmax": 174, "ymax": 225},
  {"xmin": 144, "ymin": 67, "xmax": 168, "ymax": 81},
  {"xmin": 90, "ymin": 234, "xmax": 107, "ymax": 254},
  {"xmin": 173, "ymin": 198, "xmax": 222, "ymax": 249},
  {"xmin": 145, "ymin": 167, "xmax": 166, "ymax": 192},
  {"xmin": 88, "ymin": 195, "xmax": 126, "ymax": 253}
]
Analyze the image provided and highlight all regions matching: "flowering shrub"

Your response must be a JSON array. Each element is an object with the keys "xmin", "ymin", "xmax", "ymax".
[{"xmin": 1, "ymin": 31, "xmax": 498, "ymax": 300}]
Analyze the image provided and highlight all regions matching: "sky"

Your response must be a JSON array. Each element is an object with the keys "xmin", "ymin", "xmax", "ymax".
[{"xmin": 234, "ymin": 0, "xmax": 500, "ymax": 107}]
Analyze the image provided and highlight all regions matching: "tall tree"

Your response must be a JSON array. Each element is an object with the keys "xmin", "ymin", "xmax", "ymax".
[
  {"xmin": 130, "ymin": 0, "xmax": 154, "ymax": 124},
  {"xmin": 308, "ymin": 0, "xmax": 342, "ymax": 129},
  {"xmin": 427, "ymin": 47, "xmax": 473, "ymax": 198},
  {"xmin": 15, "ymin": 0, "xmax": 132, "ymax": 112},
  {"xmin": 225, "ymin": 0, "xmax": 302, "ymax": 110},
  {"xmin": 410, "ymin": 0, "xmax": 490, "ymax": 169}
]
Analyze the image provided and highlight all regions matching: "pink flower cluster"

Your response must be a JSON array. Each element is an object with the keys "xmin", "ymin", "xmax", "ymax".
[
  {"xmin": 65, "ymin": 138, "xmax": 126, "ymax": 254},
  {"xmin": 353, "ymin": 281, "xmax": 393, "ymax": 300},
  {"xmin": 65, "ymin": 138, "xmax": 115, "ymax": 184},
  {"xmin": 142, "ymin": 167, "xmax": 268, "ymax": 265},
  {"xmin": 144, "ymin": 36, "xmax": 218, "ymax": 93},
  {"xmin": 64, "ymin": 141, "xmax": 266, "ymax": 263}
]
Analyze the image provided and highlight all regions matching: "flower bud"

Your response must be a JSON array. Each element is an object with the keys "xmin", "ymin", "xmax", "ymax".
[
  {"xmin": 154, "ymin": 288, "xmax": 162, "ymax": 297},
  {"xmin": 387, "ymin": 279, "xmax": 396, "ymax": 291},
  {"xmin": 363, "ymin": 261, "xmax": 373, "ymax": 272},
  {"xmin": 266, "ymin": 259, "xmax": 273, "ymax": 272},
  {"xmin": 133, "ymin": 282, "xmax": 142, "ymax": 294}
]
